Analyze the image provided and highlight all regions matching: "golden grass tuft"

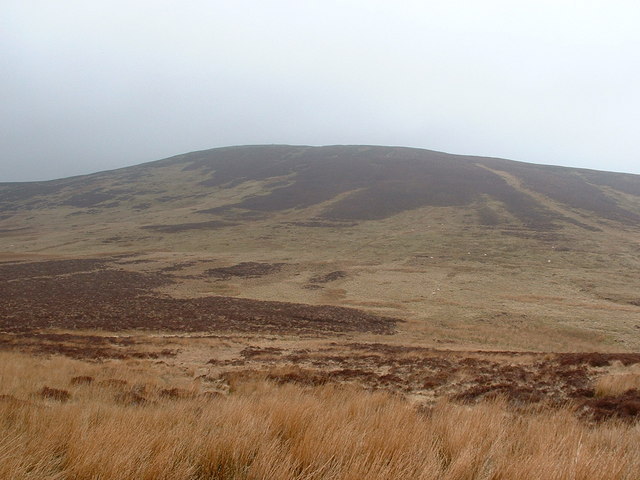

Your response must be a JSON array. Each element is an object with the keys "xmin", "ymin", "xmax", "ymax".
[
  {"xmin": 1, "ymin": 351, "xmax": 639, "ymax": 479},
  {"xmin": 595, "ymin": 370, "xmax": 640, "ymax": 397}
]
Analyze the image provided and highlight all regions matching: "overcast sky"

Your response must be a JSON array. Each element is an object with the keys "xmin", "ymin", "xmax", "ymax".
[{"xmin": 2, "ymin": 0, "xmax": 639, "ymax": 182}]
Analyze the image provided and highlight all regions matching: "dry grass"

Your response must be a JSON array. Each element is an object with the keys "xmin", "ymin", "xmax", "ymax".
[
  {"xmin": 1, "ymin": 351, "xmax": 639, "ymax": 479},
  {"xmin": 595, "ymin": 365, "xmax": 640, "ymax": 396}
]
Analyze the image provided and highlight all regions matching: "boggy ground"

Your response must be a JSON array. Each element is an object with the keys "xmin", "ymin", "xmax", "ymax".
[
  {"xmin": 2, "ymin": 255, "xmax": 640, "ymax": 424},
  {"xmin": 2, "ymin": 261, "xmax": 640, "ymax": 478},
  {"xmin": 3, "ymin": 328, "xmax": 640, "ymax": 424},
  {"xmin": 0, "ymin": 257, "xmax": 396, "ymax": 335},
  {"xmin": 223, "ymin": 343, "xmax": 640, "ymax": 420}
]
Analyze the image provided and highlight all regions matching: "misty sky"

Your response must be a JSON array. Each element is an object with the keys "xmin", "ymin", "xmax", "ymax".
[{"xmin": 2, "ymin": 1, "xmax": 639, "ymax": 182}]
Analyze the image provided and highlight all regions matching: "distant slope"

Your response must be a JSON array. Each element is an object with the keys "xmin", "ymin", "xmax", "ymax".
[{"xmin": 1, "ymin": 145, "xmax": 639, "ymax": 232}]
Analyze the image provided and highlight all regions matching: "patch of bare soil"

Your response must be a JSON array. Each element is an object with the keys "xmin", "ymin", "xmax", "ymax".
[
  {"xmin": 204, "ymin": 262, "xmax": 287, "ymax": 279},
  {"xmin": 0, "ymin": 333, "xmax": 178, "ymax": 360},
  {"xmin": 70, "ymin": 375, "xmax": 94, "ymax": 385},
  {"xmin": 39, "ymin": 386, "xmax": 71, "ymax": 402},
  {"xmin": 141, "ymin": 220, "xmax": 237, "ymax": 233},
  {"xmin": 309, "ymin": 271, "xmax": 347, "ymax": 284},
  {"xmin": 284, "ymin": 221, "xmax": 357, "ymax": 228},
  {"xmin": 556, "ymin": 352, "xmax": 640, "ymax": 367},
  {"xmin": 159, "ymin": 261, "xmax": 198, "ymax": 272},
  {"xmin": 0, "ymin": 258, "xmax": 107, "ymax": 281},
  {"xmin": 581, "ymin": 390, "xmax": 640, "ymax": 421}
]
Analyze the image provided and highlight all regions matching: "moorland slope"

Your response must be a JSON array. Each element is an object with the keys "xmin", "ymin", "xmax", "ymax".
[{"xmin": 1, "ymin": 145, "xmax": 639, "ymax": 350}]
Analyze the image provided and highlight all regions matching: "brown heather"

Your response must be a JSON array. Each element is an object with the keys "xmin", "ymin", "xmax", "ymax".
[{"xmin": 1, "ymin": 352, "xmax": 639, "ymax": 480}]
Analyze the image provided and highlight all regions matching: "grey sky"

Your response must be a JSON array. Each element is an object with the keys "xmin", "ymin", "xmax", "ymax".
[{"xmin": 2, "ymin": 0, "xmax": 639, "ymax": 182}]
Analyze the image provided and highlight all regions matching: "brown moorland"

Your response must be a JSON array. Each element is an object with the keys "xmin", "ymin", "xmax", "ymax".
[{"xmin": 1, "ymin": 145, "xmax": 640, "ymax": 478}]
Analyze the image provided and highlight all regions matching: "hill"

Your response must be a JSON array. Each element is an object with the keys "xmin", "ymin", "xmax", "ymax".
[
  {"xmin": 1, "ymin": 145, "xmax": 639, "ymax": 350},
  {"xmin": 2, "ymin": 144, "xmax": 640, "ymax": 227}
]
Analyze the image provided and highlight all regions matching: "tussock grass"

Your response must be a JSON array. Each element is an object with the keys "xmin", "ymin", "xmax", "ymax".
[
  {"xmin": 1, "ymin": 352, "xmax": 639, "ymax": 479},
  {"xmin": 595, "ymin": 366, "xmax": 640, "ymax": 396}
]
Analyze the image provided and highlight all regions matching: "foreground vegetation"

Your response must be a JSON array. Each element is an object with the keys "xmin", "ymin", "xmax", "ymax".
[{"xmin": 2, "ymin": 352, "xmax": 639, "ymax": 480}]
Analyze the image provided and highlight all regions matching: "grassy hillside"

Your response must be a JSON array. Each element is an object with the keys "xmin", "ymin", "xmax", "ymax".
[{"xmin": 1, "ymin": 145, "xmax": 639, "ymax": 350}]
